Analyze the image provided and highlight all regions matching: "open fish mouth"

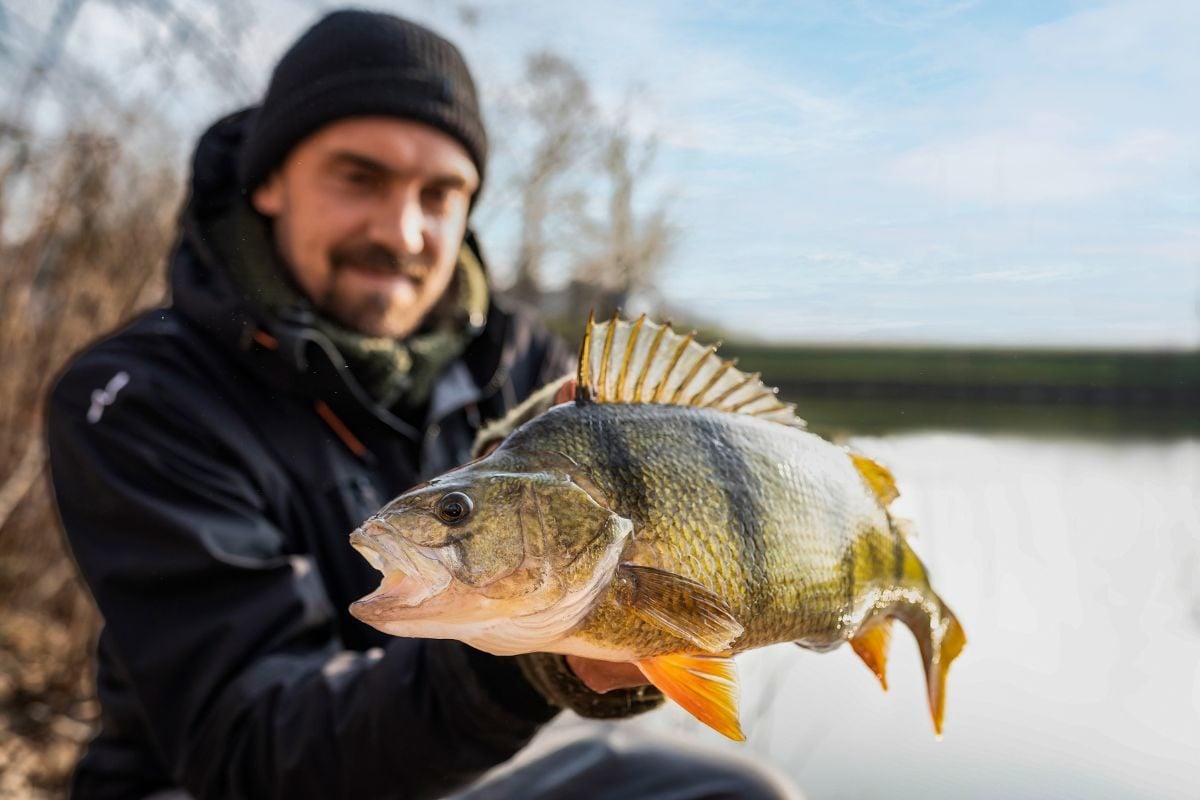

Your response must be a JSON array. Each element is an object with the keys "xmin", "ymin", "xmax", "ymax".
[{"xmin": 349, "ymin": 518, "xmax": 453, "ymax": 615}]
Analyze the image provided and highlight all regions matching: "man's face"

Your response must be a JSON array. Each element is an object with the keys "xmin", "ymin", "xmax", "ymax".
[{"xmin": 251, "ymin": 117, "xmax": 479, "ymax": 339}]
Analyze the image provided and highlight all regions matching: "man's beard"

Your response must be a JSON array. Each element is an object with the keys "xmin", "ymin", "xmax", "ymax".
[{"xmin": 319, "ymin": 240, "xmax": 434, "ymax": 337}]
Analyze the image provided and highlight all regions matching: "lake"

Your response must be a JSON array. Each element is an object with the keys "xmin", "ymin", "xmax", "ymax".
[{"xmin": 584, "ymin": 432, "xmax": 1200, "ymax": 798}]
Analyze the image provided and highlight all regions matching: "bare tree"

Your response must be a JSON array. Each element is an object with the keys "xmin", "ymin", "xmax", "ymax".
[
  {"xmin": 2, "ymin": 0, "xmax": 256, "ymax": 234},
  {"xmin": 509, "ymin": 51, "xmax": 596, "ymax": 304},
  {"xmin": 569, "ymin": 111, "xmax": 673, "ymax": 319},
  {"xmin": 0, "ymin": 4, "xmax": 252, "ymax": 793}
]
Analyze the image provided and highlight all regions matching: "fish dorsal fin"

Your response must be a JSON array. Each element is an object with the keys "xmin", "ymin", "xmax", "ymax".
[
  {"xmin": 576, "ymin": 311, "xmax": 805, "ymax": 429},
  {"xmin": 850, "ymin": 452, "xmax": 899, "ymax": 506}
]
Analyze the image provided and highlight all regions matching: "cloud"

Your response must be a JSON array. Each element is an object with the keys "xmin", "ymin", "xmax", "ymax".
[
  {"xmin": 1022, "ymin": 0, "xmax": 1200, "ymax": 79},
  {"xmin": 888, "ymin": 118, "xmax": 1184, "ymax": 205},
  {"xmin": 852, "ymin": 0, "xmax": 980, "ymax": 31},
  {"xmin": 957, "ymin": 266, "xmax": 1084, "ymax": 284}
]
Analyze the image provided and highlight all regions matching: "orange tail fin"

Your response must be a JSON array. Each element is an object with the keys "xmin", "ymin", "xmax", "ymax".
[{"xmin": 893, "ymin": 594, "xmax": 966, "ymax": 737}]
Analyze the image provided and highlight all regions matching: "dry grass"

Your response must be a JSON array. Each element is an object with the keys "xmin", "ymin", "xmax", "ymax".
[{"xmin": 0, "ymin": 131, "xmax": 180, "ymax": 798}]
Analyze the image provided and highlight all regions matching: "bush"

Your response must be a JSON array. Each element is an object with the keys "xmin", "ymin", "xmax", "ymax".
[{"xmin": 0, "ymin": 129, "xmax": 180, "ymax": 798}]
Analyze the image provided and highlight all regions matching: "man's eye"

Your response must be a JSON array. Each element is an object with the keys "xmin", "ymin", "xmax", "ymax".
[
  {"xmin": 422, "ymin": 186, "xmax": 454, "ymax": 209},
  {"xmin": 341, "ymin": 170, "xmax": 379, "ymax": 189}
]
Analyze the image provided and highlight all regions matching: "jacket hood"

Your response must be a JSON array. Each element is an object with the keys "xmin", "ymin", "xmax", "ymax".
[
  {"xmin": 167, "ymin": 108, "xmax": 508, "ymax": 442},
  {"xmin": 170, "ymin": 108, "xmax": 273, "ymax": 351}
]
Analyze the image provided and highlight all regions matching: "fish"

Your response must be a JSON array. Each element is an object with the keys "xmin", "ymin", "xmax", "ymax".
[{"xmin": 349, "ymin": 313, "xmax": 965, "ymax": 741}]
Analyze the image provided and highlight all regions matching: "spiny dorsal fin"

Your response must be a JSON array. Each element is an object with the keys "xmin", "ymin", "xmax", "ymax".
[
  {"xmin": 850, "ymin": 452, "xmax": 900, "ymax": 506},
  {"xmin": 575, "ymin": 311, "xmax": 805, "ymax": 429}
]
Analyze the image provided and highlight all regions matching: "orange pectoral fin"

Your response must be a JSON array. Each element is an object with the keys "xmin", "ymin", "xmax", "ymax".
[
  {"xmin": 636, "ymin": 653, "xmax": 744, "ymax": 741},
  {"xmin": 850, "ymin": 620, "xmax": 893, "ymax": 691}
]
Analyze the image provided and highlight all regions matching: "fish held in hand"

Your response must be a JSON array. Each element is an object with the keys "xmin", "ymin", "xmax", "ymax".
[{"xmin": 350, "ymin": 313, "xmax": 965, "ymax": 741}]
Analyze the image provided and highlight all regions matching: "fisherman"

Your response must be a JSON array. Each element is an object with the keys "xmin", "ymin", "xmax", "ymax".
[{"xmin": 46, "ymin": 10, "xmax": 796, "ymax": 800}]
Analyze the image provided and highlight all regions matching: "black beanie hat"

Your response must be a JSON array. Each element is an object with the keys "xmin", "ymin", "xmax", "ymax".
[{"xmin": 238, "ymin": 10, "xmax": 487, "ymax": 194}]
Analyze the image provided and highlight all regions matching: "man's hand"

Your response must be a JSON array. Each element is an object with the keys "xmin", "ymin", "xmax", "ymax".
[
  {"xmin": 552, "ymin": 377, "xmax": 576, "ymax": 405},
  {"xmin": 565, "ymin": 655, "xmax": 649, "ymax": 694}
]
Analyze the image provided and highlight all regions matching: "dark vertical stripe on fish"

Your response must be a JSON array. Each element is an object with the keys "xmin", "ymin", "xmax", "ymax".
[
  {"xmin": 694, "ymin": 414, "xmax": 765, "ymax": 572},
  {"xmin": 890, "ymin": 514, "xmax": 906, "ymax": 582},
  {"xmin": 594, "ymin": 406, "xmax": 651, "ymax": 526},
  {"xmin": 866, "ymin": 528, "xmax": 884, "ymax": 584},
  {"xmin": 843, "ymin": 537, "xmax": 857, "ymax": 615}
]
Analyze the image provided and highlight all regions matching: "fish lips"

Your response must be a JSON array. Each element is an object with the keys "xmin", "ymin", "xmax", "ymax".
[{"xmin": 349, "ymin": 518, "xmax": 454, "ymax": 624}]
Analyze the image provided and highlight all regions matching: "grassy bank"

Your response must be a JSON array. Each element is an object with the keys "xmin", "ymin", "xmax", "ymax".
[
  {"xmin": 720, "ymin": 343, "xmax": 1199, "ymax": 438},
  {"xmin": 546, "ymin": 317, "xmax": 1198, "ymax": 438},
  {"xmin": 725, "ymin": 343, "xmax": 1199, "ymax": 390}
]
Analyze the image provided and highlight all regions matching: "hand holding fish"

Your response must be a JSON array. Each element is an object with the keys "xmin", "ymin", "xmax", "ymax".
[
  {"xmin": 350, "ymin": 314, "xmax": 965, "ymax": 741},
  {"xmin": 565, "ymin": 654, "xmax": 648, "ymax": 693}
]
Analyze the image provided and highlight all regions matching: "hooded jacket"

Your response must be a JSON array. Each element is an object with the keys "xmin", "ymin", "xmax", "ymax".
[{"xmin": 45, "ymin": 110, "xmax": 577, "ymax": 799}]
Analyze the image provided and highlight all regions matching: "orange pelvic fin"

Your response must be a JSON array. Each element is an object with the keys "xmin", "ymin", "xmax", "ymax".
[
  {"xmin": 637, "ymin": 653, "xmax": 744, "ymax": 741},
  {"xmin": 850, "ymin": 620, "xmax": 893, "ymax": 691}
]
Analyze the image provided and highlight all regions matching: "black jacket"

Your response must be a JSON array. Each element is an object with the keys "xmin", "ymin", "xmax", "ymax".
[{"xmin": 46, "ymin": 110, "xmax": 575, "ymax": 799}]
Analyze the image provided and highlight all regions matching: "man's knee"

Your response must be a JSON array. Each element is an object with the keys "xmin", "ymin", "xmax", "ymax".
[
  {"xmin": 615, "ymin": 741, "xmax": 800, "ymax": 800},
  {"xmin": 455, "ymin": 727, "xmax": 801, "ymax": 800}
]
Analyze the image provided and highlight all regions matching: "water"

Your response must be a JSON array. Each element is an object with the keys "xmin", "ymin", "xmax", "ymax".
[{"xmin": 625, "ymin": 433, "xmax": 1200, "ymax": 799}]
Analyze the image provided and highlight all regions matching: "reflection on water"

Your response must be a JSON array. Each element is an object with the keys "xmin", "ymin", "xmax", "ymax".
[{"xmin": 630, "ymin": 433, "xmax": 1200, "ymax": 799}]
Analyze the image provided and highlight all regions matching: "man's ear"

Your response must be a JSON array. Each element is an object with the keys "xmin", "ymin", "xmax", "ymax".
[{"xmin": 250, "ymin": 172, "xmax": 283, "ymax": 217}]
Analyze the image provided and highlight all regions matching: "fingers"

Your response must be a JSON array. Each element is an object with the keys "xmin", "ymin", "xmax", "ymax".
[
  {"xmin": 553, "ymin": 378, "xmax": 577, "ymax": 406},
  {"xmin": 566, "ymin": 654, "xmax": 648, "ymax": 694}
]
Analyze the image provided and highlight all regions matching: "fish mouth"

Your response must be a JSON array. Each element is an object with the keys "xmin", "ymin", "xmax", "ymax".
[{"xmin": 349, "ymin": 518, "xmax": 453, "ymax": 619}]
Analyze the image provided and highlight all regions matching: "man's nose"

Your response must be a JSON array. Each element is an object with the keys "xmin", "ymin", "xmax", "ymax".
[{"xmin": 371, "ymin": 191, "xmax": 425, "ymax": 256}]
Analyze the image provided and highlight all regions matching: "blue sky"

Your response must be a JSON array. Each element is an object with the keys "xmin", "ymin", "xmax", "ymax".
[{"xmin": 10, "ymin": 0, "xmax": 1200, "ymax": 346}]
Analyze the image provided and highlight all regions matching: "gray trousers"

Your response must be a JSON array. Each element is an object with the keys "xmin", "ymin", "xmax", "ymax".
[
  {"xmin": 144, "ymin": 720, "xmax": 801, "ymax": 800},
  {"xmin": 449, "ymin": 719, "xmax": 801, "ymax": 800}
]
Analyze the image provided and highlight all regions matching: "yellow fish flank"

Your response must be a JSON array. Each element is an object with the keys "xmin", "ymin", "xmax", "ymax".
[{"xmin": 350, "ymin": 314, "xmax": 966, "ymax": 741}]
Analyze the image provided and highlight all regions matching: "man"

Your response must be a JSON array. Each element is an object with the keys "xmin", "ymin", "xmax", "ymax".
[{"xmin": 47, "ymin": 10, "xmax": 796, "ymax": 800}]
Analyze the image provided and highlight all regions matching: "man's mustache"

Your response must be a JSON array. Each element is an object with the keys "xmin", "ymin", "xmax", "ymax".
[{"xmin": 330, "ymin": 242, "xmax": 430, "ymax": 278}]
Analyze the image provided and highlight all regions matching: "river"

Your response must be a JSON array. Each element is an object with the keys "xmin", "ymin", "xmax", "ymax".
[{"xmin": 618, "ymin": 432, "xmax": 1200, "ymax": 798}]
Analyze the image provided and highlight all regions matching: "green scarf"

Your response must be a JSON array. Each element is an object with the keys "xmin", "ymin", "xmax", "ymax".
[{"xmin": 209, "ymin": 201, "xmax": 489, "ymax": 412}]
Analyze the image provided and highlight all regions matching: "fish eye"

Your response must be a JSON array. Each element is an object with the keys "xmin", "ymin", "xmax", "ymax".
[{"xmin": 436, "ymin": 491, "xmax": 473, "ymax": 525}]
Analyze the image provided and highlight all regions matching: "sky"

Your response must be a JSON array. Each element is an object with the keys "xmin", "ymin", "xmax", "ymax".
[{"xmin": 6, "ymin": 0, "xmax": 1199, "ymax": 347}]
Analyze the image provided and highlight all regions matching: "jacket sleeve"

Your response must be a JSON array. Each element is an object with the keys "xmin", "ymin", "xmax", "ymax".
[{"xmin": 46, "ymin": 350, "xmax": 556, "ymax": 800}]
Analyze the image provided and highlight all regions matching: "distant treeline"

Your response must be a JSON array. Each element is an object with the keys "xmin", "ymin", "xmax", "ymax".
[
  {"xmin": 725, "ymin": 344, "xmax": 1199, "ymax": 405},
  {"xmin": 719, "ymin": 343, "xmax": 1199, "ymax": 438},
  {"xmin": 544, "ymin": 317, "xmax": 1198, "ymax": 437}
]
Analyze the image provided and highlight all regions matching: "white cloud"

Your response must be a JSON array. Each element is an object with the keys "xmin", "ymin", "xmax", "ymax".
[
  {"xmin": 958, "ymin": 266, "xmax": 1084, "ymax": 284},
  {"xmin": 852, "ymin": 0, "xmax": 979, "ymax": 31},
  {"xmin": 1022, "ymin": 0, "xmax": 1200, "ymax": 79},
  {"xmin": 889, "ymin": 117, "xmax": 1185, "ymax": 205}
]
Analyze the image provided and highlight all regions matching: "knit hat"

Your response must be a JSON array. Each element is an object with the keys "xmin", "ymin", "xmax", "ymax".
[{"xmin": 238, "ymin": 10, "xmax": 487, "ymax": 194}]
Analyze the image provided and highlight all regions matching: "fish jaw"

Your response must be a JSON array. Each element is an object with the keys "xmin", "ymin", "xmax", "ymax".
[{"xmin": 349, "ymin": 519, "xmax": 454, "ymax": 625}]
